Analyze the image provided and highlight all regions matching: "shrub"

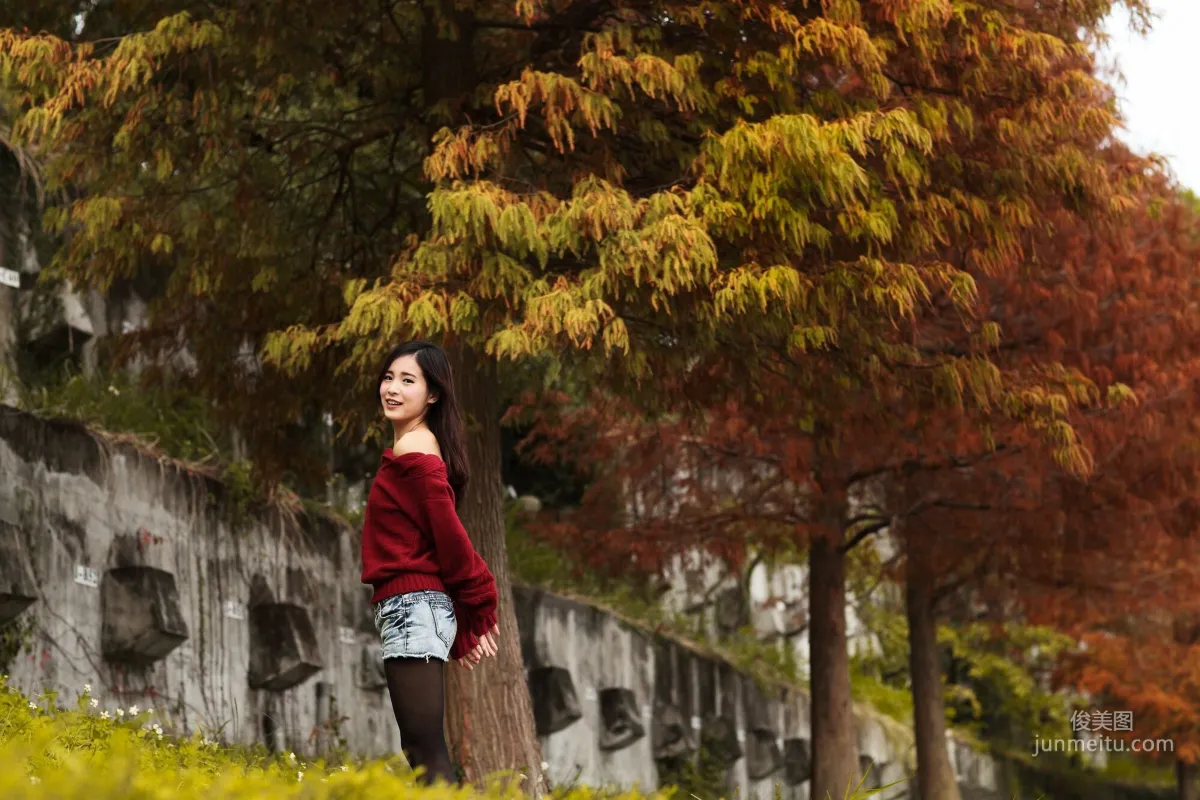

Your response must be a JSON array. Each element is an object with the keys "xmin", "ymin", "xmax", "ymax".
[
  {"xmin": 0, "ymin": 678, "xmax": 659, "ymax": 800},
  {"xmin": 0, "ymin": 677, "xmax": 893, "ymax": 799}
]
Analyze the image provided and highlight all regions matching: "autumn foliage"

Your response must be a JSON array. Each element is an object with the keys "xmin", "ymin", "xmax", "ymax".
[
  {"xmin": 1, "ymin": 0, "xmax": 1188, "ymax": 796},
  {"xmin": 515, "ymin": 159, "xmax": 1200, "ymax": 793}
]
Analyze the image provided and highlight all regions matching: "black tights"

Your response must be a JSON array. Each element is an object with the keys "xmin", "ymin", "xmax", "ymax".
[{"xmin": 384, "ymin": 657, "xmax": 457, "ymax": 785}]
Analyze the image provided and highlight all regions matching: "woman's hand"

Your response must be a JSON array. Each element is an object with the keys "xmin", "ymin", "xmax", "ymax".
[{"xmin": 458, "ymin": 624, "xmax": 499, "ymax": 670}]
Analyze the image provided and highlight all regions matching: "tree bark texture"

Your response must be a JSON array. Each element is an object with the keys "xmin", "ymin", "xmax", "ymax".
[
  {"xmin": 906, "ymin": 530, "xmax": 962, "ymax": 800},
  {"xmin": 444, "ymin": 346, "xmax": 546, "ymax": 793},
  {"xmin": 1179, "ymin": 759, "xmax": 1197, "ymax": 800},
  {"xmin": 419, "ymin": 2, "xmax": 545, "ymax": 787},
  {"xmin": 809, "ymin": 520, "xmax": 861, "ymax": 800}
]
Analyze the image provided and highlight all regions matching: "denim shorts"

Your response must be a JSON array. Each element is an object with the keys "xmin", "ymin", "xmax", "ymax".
[{"xmin": 373, "ymin": 590, "xmax": 457, "ymax": 662}]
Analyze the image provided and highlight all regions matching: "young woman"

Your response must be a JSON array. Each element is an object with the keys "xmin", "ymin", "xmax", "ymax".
[{"xmin": 360, "ymin": 340, "xmax": 500, "ymax": 785}]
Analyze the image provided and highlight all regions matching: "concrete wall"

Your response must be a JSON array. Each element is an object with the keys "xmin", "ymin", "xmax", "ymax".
[
  {"xmin": 515, "ymin": 587, "xmax": 918, "ymax": 799},
  {"xmin": 0, "ymin": 405, "xmax": 398, "ymax": 757},
  {"xmin": 0, "ymin": 403, "xmax": 1028, "ymax": 798}
]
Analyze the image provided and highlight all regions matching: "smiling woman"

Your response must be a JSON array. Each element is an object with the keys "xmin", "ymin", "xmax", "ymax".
[{"xmin": 360, "ymin": 340, "xmax": 500, "ymax": 786}]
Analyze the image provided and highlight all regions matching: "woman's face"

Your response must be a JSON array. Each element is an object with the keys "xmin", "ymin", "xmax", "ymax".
[{"xmin": 380, "ymin": 354, "xmax": 436, "ymax": 426}]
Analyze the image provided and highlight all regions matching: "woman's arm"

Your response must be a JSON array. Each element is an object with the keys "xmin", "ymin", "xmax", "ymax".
[
  {"xmin": 397, "ymin": 432, "xmax": 499, "ymax": 657},
  {"xmin": 417, "ymin": 474, "xmax": 499, "ymax": 636}
]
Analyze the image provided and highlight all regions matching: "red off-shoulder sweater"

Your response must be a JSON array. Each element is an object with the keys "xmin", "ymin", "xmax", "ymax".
[{"xmin": 360, "ymin": 449, "xmax": 498, "ymax": 660}]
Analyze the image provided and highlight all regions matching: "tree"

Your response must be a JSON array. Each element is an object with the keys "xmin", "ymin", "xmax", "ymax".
[
  {"xmin": 1023, "ymin": 191, "xmax": 1200, "ymax": 799},
  {"xmin": 514, "ymin": 148, "xmax": 1200, "ymax": 800},
  {"xmin": 887, "ymin": 159, "xmax": 1200, "ymax": 799},
  {"xmin": 1, "ymin": 0, "xmax": 1148, "ymax": 795},
  {"xmin": 2, "ymin": 2, "xmax": 551, "ymax": 784},
  {"xmin": 908, "ymin": 177, "xmax": 1200, "ymax": 800},
  {"xmin": 0, "ymin": 97, "xmax": 43, "ymax": 394}
]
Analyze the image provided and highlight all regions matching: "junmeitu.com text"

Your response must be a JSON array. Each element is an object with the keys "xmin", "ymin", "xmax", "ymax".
[{"xmin": 1032, "ymin": 736, "xmax": 1174, "ymax": 757}]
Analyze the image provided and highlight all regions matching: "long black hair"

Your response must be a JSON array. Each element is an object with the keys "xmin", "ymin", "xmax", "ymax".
[{"xmin": 377, "ymin": 340, "xmax": 470, "ymax": 499}]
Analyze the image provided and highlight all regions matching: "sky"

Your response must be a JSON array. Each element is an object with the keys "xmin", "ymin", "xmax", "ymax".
[{"xmin": 1102, "ymin": 1, "xmax": 1200, "ymax": 191}]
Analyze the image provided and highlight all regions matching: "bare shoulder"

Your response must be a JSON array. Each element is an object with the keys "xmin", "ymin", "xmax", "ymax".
[{"xmin": 395, "ymin": 428, "xmax": 442, "ymax": 458}]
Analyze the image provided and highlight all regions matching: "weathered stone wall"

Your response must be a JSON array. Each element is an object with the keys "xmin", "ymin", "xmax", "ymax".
[
  {"xmin": 0, "ymin": 405, "xmax": 397, "ymax": 757},
  {"xmin": 514, "ymin": 587, "xmax": 915, "ymax": 799},
  {"xmin": 0, "ymin": 403, "xmax": 1082, "ymax": 799}
]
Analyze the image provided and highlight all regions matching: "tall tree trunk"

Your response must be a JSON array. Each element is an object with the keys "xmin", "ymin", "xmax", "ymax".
[
  {"xmin": 445, "ymin": 347, "xmax": 545, "ymax": 793},
  {"xmin": 421, "ymin": 2, "xmax": 544, "ymax": 791},
  {"xmin": 906, "ymin": 530, "xmax": 961, "ymax": 800},
  {"xmin": 1179, "ymin": 759, "xmax": 1197, "ymax": 800},
  {"xmin": 809, "ymin": 509, "xmax": 860, "ymax": 800},
  {"xmin": 0, "ymin": 280, "xmax": 15, "ymax": 405},
  {"xmin": 0, "ymin": 189, "xmax": 17, "ymax": 404}
]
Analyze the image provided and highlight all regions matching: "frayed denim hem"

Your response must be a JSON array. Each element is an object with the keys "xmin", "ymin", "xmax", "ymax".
[{"xmin": 383, "ymin": 652, "xmax": 448, "ymax": 664}]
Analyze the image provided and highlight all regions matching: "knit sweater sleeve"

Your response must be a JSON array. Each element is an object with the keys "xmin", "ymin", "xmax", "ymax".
[{"xmin": 417, "ymin": 472, "xmax": 499, "ymax": 653}]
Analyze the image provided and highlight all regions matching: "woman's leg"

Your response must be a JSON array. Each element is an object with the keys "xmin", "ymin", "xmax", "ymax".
[{"xmin": 384, "ymin": 657, "xmax": 457, "ymax": 785}]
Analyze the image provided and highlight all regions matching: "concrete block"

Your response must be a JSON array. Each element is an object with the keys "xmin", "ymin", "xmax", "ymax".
[
  {"xmin": 701, "ymin": 714, "xmax": 743, "ymax": 765},
  {"xmin": 0, "ymin": 521, "xmax": 35, "ymax": 624},
  {"xmin": 358, "ymin": 641, "xmax": 388, "ymax": 691},
  {"xmin": 714, "ymin": 587, "xmax": 748, "ymax": 637},
  {"xmin": 529, "ymin": 665, "xmax": 582, "ymax": 735},
  {"xmin": 598, "ymin": 687, "xmax": 645, "ymax": 751},
  {"xmin": 782, "ymin": 737, "xmax": 812, "ymax": 785},
  {"xmin": 248, "ymin": 602, "xmax": 323, "ymax": 691},
  {"xmin": 859, "ymin": 755, "xmax": 881, "ymax": 791},
  {"xmin": 741, "ymin": 676, "xmax": 783, "ymax": 779},
  {"xmin": 341, "ymin": 585, "xmax": 376, "ymax": 635},
  {"xmin": 0, "ymin": 593, "xmax": 34, "ymax": 624},
  {"xmin": 356, "ymin": 586, "xmax": 377, "ymax": 634},
  {"xmin": 101, "ymin": 566, "xmax": 189, "ymax": 665},
  {"xmin": 746, "ymin": 728, "xmax": 783, "ymax": 780},
  {"xmin": 652, "ymin": 703, "xmax": 697, "ymax": 759}
]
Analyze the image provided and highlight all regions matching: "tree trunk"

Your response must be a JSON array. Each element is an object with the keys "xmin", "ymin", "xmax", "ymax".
[
  {"xmin": 419, "ymin": 3, "xmax": 543, "ymax": 791},
  {"xmin": 0, "ymin": 282, "xmax": 15, "ymax": 405},
  {"xmin": 1179, "ymin": 759, "xmax": 1197, "ymax": 800},
  {"xmin": 906, "ymin": 532, "xmax": 962, "ymax": 800},
  {"xmin": 445, "ymin": 346, "xmax": 545, "ymax": 793},
  {"xmin": 0, "ymin": 197, "xmax": 17, "ymax": 405},
  {"xmin": 809, "ymin": 516, "xmax": 860, "ymax": 800}
]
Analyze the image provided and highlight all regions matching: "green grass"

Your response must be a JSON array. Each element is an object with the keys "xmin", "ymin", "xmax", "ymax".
[
  {"xmin": 14, "ymin": 365, "xmax": 227, "ymax": 466},
  {"xmin": 0, "ymin": 678, "xmax": 896, "ymax": 799},
  {"xmin": 0, "ymin": 678, "xmax": 663, "ymax": 799}
]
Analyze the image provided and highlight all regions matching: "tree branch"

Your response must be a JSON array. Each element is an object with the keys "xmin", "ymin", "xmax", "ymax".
[{"xmin": 840, "ymin": 518, "xmax": 891, "ymax": 554}]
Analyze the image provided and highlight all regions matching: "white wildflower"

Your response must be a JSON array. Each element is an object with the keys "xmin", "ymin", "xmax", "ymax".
[
  {"xmin": 116, "ymin": 709, "xmax": 124, "ymax": 718},
  {"xmin": 100, "ymin": 711, "xmax": 110, "ymax": 720},
  {"xmin": 27, "ymin": 701, "xmax": 36, "ymax": 710},
  {"xmin": 288, "ymin": 752, "xmax": 297, "ymax": 763},
  {"xmin": 340, "ymin": 765, "xmax": 349, "ymax": 772},
  {"xmin": 83, "ymin": 683, "xmax": 92, "ymax": 693},
  {"xmin": 90, "ymin": 699, "xmax": 98, "ymax": 709},
  {"xmin": 129, "ymin": 705, "xmax": 140, "ymax": 715},
  {"xmin": 297, "ymin": 771, "xmax": 304, "ymax": 782}
]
